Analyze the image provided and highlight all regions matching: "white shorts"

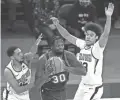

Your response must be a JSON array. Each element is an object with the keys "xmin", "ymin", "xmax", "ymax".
[
  {"xmin": 3, "ymin": 89, "xmax": 30, "ymax": 100},
  {"xmin": 73, "ymin": 82, "xmax": 103, "ymax": 100},
  {"xmin": 7, "ymin": 94, "xmax": 30, "ymax": 100}
]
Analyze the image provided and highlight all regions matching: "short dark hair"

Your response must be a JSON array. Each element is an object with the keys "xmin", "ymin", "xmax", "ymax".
[
  {"xmin": 7, "ymin": 46, "xmax": 19, "ymax": 57},
  {"xmin": 51, "ymin": 35, "xmax": 64, "ymax": 46},
  {"xmin": 84, "ymin": 22, "xmax": 103, "ymax": 38}
]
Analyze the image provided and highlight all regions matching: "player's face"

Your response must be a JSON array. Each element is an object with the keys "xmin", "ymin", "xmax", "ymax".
[
  {"xmin": 12, "ymin": 48, "xmax": 24, "ymax": 62},
  {"xmin": 85, "ymin": 30, "xmax": 98, "ymax": 46},
  {"xmin": 79, "ymin": 0, "xmax": 91, "ymax": 7},
  {"xmin": 53, "ymin": 39, "xmax": 64, "ymax": 54}
]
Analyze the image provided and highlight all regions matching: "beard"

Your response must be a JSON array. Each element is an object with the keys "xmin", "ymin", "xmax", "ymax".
[{"xmin": 54, "ymin": 50, "xmax": 64, "ymax": 56}]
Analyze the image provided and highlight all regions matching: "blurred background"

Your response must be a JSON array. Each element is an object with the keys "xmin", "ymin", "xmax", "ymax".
[{"xmin": 1, "ymin": 0, "xmax": 120, "ymax": 99}]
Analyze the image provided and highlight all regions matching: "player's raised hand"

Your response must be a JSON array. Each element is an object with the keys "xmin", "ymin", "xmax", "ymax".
[
  {"xmin": 50, "ymin": 17, "xmax": 59, "ymax": 26},
  {"xmin": 35, "ymin": 33, "xmax": 43, "ymax": 46},
  {"xmin": 105, "ymin": 3, "xmax": 114, "ymax": 17},
  {"xmin": 25, "ymin": 33, "xmax": 43, "ymax": 60}
]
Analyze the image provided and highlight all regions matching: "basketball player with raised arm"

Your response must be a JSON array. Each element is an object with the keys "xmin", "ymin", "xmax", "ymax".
[
  {"xmin": 35, "ymin": 35, "xmax": 86, "ymax": 100},
  {"xmin": 3, "ymin": 34, "xmax": 43, "ymax": 100},
  {"xmin": 51, "ymin": 3, "xmax": 114, "ymax": 100}
]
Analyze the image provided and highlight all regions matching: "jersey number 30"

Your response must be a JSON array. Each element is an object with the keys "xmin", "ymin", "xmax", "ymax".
[{"xmin": 52, "ymin": 74, "xmax": 66, "ymax": 83}]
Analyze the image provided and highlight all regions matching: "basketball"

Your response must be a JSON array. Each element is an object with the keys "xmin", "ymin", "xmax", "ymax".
[{"xmin": 46, "ymin": 57, "xmax": 66, "ymax": 75}]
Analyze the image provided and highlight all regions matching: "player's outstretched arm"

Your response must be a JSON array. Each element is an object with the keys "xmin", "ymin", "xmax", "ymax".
[
  {"xmin": 34, "ymin": 55, "xmax": 50, "ymax": 89},
  {"xmin": 24, "ymin": 34, "xmax": 43, "ymax": 62},
  {"xmin": 65, "ymin": 66, "xmax": 86, "ymax": 75},
  {"xmin": 99, "ymin": 3, "xmax": 114, "ymax": 48},
  {"xmin": 4, "ymin": 68, "xmax": 35, "ymax": 94},
  {"xmin": 64, "ymin": 51, "xmax": 86, "ymax": 75},
  {"xmin": 29, "ymin": 33, "xmax": 43, "ymax": 54},
  {"xmin": 51, "ymin": 17, "xmax": 85, "ymax": 46}
]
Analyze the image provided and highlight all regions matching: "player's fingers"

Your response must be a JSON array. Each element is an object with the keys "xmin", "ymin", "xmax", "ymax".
[
  {"xmin": 36, "ymin": 33, "xmax": 43, "ymax": 45},
  {"xmin": 36, "ymin": 39, "xmax": 42, "ymax": 45},
  {"xmin": 105, "ymin": 7, "xmax": 107, "ymax": 12},
  {"xmin": 38, "ymin": 33, "xmax": 43, "ymax": 39},
  {"xmin": 109, "ymin": 2, "xmax": 114, "ymax": 9},
  {"xmin": 107, "ymin": 3, "xmax": 110, "ymax": 10},
  {"xmin": 109, "ymin": 2, "xmax": 112, "ymax": 7},
  {"xmin": 109, "ymin": 3, "xmax": 114, "ymax": 13},
  {"xmin": 54, "ymin": 20, "xmax": 59, "ymax": 26},
  {"xmin": 111, "ymin": 3, "xmax": 114, "ymax": 9},
  {"xmin": 110, "ymin": 3, "xmax": 113, "ymax": 7},
  {"xmin": 51, "ymin": 17, "xmax": 59, "ymax": 24},
  {"xmin": 50, "ymin": 17, "xmax": 57, "ymax": 21}
]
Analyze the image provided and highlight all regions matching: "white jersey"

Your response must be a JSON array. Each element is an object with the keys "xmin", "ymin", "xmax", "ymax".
[
  {"xmin": 76, "ymin": 39, "xmax": 104, "ymax": 85},
  {"xmin": 5, "ymin": 60, "xmax": 31, "ymax": 100}
]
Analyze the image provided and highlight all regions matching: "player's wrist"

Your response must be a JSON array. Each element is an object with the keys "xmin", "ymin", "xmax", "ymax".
[
  {"xmin": 106, "ymin": 15, "xmax": 112, "ymax": 18},
  {"xmin": 36, "ymin": 40, "xmax": 41, "ymax": 46},
  {"xmin": 36, "ymin": 33, "xmax": 43, "ymax": 46}
]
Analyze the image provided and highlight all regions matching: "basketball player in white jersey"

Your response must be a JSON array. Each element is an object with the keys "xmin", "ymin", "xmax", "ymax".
[
  {"xmin": 3, "ymin": 34, "xmax": 43, "ymax": 100},
  {"xmin": 51, "ymin": 2, "xmax": 114, "ymax": 100}
]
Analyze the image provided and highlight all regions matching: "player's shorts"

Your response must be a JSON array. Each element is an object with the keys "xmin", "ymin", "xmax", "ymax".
[
  {"xmin": 73, "ymin": 82, "xmax": 103, "ymax": 100},
  {"xmin": 3, "ymin": 89, "xmax": 30, "ymax": 100},
  {"xmin": 41, "ymin": 87, "xmax": 66, "ymax": 100},
  {"xmin": 7, "ymin": 94, "xmax": 30, "ymax": 100}
]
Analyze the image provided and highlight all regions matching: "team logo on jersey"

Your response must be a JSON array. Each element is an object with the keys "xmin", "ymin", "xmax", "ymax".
[
  {"xmin": 78, "ymin": 53, "xmax": 92, "ymax": 62},
  {"xmin": 45, "ymin": 59, "xmax": 55, "ymax": 75},
  {"xmin": 17, "ymin": 70, "xmax": 30, "ymax": 86},
  {"xmin": 45, "ymin": 57, "xmax": 65, "ymax": 76}
]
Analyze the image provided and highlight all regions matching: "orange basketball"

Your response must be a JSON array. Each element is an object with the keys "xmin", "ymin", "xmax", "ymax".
[{"xmin": 46, "ymin": 57, "xmax": 66, "ymax": 75}]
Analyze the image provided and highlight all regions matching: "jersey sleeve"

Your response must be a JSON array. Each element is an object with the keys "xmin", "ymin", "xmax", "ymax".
[
  {"xmin": 76, "ymin": 38, "xmax": 86, "ymax": 49},
  {"xmin": 92, "ymin": 41, "xmax": 105, "ymax": 59}
]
